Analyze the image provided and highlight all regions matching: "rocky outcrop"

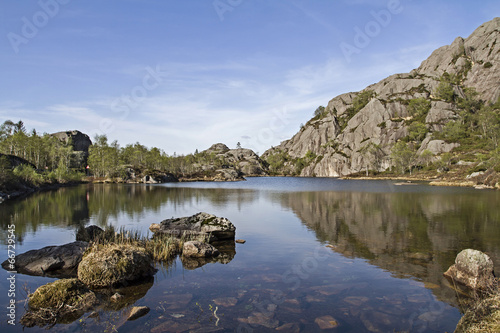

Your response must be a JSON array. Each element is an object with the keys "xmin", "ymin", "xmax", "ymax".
[
  {"xmin": 151, "ymin": 212, "xmax": 236, "ymax": 241},
  {"xmin": 262, "ymin": 18, "xmax": 500, "ymax": 177},
  {"xmin": 51, "ymin": 130, "xmax": 92, "ymax": 168},
  {"xmin": 77, "ymin": 244, "xmax": 156, "ymax": 288},
  {"xmin": 444, "ymin": 249, "xmax": 496, "ymax": 290},
  {"xmin": 1, "ymin": 241, "xmax": 89, "ymax": 278},
  {"xmin": 196, "ymin": 143, "xmax": 268, "ymax": 177}
]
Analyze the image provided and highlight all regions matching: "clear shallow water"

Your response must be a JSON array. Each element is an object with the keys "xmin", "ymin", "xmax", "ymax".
[{"xmin": 1, "ymin": 177, "xmax": 500, "ymax": 332}]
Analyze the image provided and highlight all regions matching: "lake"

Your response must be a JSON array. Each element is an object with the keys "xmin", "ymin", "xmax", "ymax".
[{"xmin": 1, "ymin": 177, "xmax": 499, "ymax": 332}]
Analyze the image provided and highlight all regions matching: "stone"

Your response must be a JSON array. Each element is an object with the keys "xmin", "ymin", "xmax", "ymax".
[
  {"xmin": 111, "ymin": 293, "xmax": 124, "ymax": 302},
  {"xmin": 182, "ymin": 241, "xmax": 220, "ymax": 258},
  {"xmin": 127, "ymin": 306, "xmax": 150, "ymax": 321},
  {"xmin": 152, "ymin": 212, "xmax": 236, "ymax": 241},
  {"xmin": 77, "ymin": 244, "xmax": 156, "ymax": 288},
  {"xmin": 21, "ymin": 278, "xmax": 97, "ymax": 328},
  {"xmin": 213, "ymin": 297, "xmax": 238, "ymax": 307},
  {"xmin": 149, "ymin": 223, "xmax": 161, "ymax": 233},
  {"xmin": 444, "ymin": 249, "xmax": 496, "ymax": 290},
  {"xmin": 314, "ymin": 315, "xmax": 339, "ymax": 329},
  {"xmin": 1, "ymin": 241, "xmax": 89, "ymax": 278},
  {"xmin": 76, "ymin": 225, "xmax": 105, "ymax": 242},
  {"xmin": 276, "ymin": 323, "xmax": 300, "ymax": 332}
]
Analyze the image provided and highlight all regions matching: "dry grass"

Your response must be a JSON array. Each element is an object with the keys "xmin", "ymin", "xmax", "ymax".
[
  {"xmin": 455, "ymin": 281, "xmax": 500, "ymax": 333},
  {"xmin": 90, "ymin": 225, "xmax": 209, "ymax": 262}
]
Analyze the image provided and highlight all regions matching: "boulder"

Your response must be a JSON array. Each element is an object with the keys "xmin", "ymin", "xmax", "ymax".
[
  {"xmin": 152, "ymin": 212, "xmax": 236, "ymax": 241},
  {"xmin": 1, "ymin": 241, "xmax": 88, "ymax": 277},
  {"xmin": 444, "ymin": 249, "xmax": 496, "ymax": 290},
  {"xmin": 182, "ymin": 241, "xmax": 219, "ymax": 258},
  {"xmin": 77, "ymin": 244, "xmax": 156, "ymax": 288},
  {"xmin": 76, "ymin": 225, "xmax": 105, "ymax": 242},
  {"xmin": 21, "ymin": 278, "xmax": 97, "ymax": 328}
]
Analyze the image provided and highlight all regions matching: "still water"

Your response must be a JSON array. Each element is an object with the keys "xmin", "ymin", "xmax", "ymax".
[{"xmin": 1, "ymin": 177, "xmax": 499, "ymax": 332}]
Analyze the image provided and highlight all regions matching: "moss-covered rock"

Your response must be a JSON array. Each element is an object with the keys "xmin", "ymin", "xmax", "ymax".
[
  {"xmin": 21, "ymin": 278, "xmax": 96, "ymax": 327},
  {"xmin": 77, "ymin": 244, "xmax": 156, "ymax": 288}
]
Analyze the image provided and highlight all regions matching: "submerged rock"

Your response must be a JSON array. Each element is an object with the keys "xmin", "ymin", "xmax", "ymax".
[
  {"xmin": 444, "ymin": 249, "xmax": 496, "ymax": 290},
  {"xmin": 1, "ymin": 241, "xmax": 88, "ymax": 278},
  {"xmin": 152, "ymin": 212, "xmax": 236, "ymax": 241},
  {"xmin": 127, "ymin": 306, "xmax": 150, "ymax": 321},
  {"xmin": 77, "ymin": 244, "xmax": 156, "ymax": 288}
]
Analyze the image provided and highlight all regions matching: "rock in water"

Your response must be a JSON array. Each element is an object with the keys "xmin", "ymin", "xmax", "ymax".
[
  {"xmin": 76, "ymin": 225, "xmax": 105, "ymax": 242},
  {"xmin": 444, "ymin": 249, "xmax": 495, "ymax": 290},
  {"xmin": 182, "ymin": 241, "xmax": 220, "ymax": 257},
  {"xmin": 21, "ymin": 278, "xmax": 97, "ymax": 328},
  {"xmin": 151, "ymin": 212, "xmax": 236, "ymax": 241},
  {"xmin": 78, "ymin": 244, "xmax": 156, "ymax": 288},
  {"xmin": 127, "ymin": 306, "xmax": 150, "ymax": 321},
  {"xmin": 1, "ymin": 241, "xmax": 89, "ymax": 277}
]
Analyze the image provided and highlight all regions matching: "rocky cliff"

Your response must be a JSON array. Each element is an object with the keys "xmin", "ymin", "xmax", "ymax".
[
  {"xmin": 263, "ymin": 18, "xmax": 500, "ymax": 177},
  {"xmin": 51, "ymin": 130, "xmax": 92, "ymax": 168}
]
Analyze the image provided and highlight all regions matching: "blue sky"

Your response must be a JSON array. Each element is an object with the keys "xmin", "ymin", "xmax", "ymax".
[{"xmin": 0, "ymin": 1, "xmax": 498, "ymax": 155}]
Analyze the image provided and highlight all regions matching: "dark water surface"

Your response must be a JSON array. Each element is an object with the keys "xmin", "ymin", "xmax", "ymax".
[{"xmin": 1, "ymin": 177, "xmax": 499, "ymax": 332}]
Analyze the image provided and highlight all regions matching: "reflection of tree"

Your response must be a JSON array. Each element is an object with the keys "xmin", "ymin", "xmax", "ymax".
[
  {"xmin": 276, "ymin": 190, "xmax": 500, "ymax": 307},
  {"xmin": 0, "ymin": 185, "xmax": 257, "ymax": 242}
]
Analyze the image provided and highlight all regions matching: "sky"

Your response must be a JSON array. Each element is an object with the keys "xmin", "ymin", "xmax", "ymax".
[{"xmin": 0, "ymin": 1, "xmax": 499, "ymax": 155}]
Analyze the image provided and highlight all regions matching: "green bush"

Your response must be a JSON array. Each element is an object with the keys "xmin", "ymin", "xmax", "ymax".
[{"xmin": 13, "ymin": 164, "xmax": 43, "ymax": 186}]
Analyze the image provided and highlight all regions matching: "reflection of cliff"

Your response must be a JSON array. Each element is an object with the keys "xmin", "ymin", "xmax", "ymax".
[
  {"xmin": 0, "ymin": 184, "xmax": 257, "ymax": 242},
  {"xmin": 277, "ymin": 190, "xmax": 500, "ymax": 307}
]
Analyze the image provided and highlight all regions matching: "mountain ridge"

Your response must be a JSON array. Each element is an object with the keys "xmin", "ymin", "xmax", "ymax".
[{"xmin": 262, "ymin": 17, "xmax": 500, "ymax": 180}]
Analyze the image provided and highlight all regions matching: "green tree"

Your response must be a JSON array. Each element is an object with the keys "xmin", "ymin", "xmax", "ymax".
[
  {"xmin": 408, "ymin": 122, "xmax": 428, "ymax": 143},
  {"xmin": 407, "ymin": 98, "xmax": 431, "ymax": 120},
  {"xmin": 390, "ymin": 141, "xmax": 417, "ymax": 175},
  {"xmin": 313, "ymin": 106, "xmax": 326, "ymax": 118},
  {"xmin": 434, "ymin": 81, "xmax": 455, "ymax": 103},
  {"xmin": 419, "ymin": 149, "xmax": 434, "ymax": 168}
]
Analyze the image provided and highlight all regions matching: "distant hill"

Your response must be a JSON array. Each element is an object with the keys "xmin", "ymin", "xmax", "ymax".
[{"xmin": 262, "ymin": 17, "xmax": 500, "ymax": 181}]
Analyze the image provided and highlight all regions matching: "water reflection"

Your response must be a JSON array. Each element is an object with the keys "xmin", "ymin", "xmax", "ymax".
[
  {"xmin": 2, "ymin": 180, "xmax": 500, "ymax": 332},
  {"xmin": 276, "ymin": 190, "xmax": 500, "ymax": 307}
]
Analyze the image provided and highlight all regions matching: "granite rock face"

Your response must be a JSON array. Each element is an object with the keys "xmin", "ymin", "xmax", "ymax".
[{"xmin": 262, "ymin": 18, "xmax": 500, "ymax": 177}]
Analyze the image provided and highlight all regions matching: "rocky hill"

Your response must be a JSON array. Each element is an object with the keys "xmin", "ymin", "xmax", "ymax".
[
  {"xmin": 181, "ymin": 143, "xmax": 268, "ymax": 181},
  {"xmin": 262, "ymin": 17, "xmax": 500, "ymax": 179}
]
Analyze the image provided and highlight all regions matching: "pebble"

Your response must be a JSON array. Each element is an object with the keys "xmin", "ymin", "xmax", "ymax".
[
  {"xmin": 314, "ymin": 315, "xmax": 339, "ymax": 329},
  {"xmin": 127, "ymin": 306, "xmax": 150, "ymax": 321}
]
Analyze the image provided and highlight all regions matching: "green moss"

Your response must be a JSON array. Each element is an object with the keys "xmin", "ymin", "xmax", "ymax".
[{"xmin": 28, "ymin": 278, "xmax": 93, "ymax": 310}]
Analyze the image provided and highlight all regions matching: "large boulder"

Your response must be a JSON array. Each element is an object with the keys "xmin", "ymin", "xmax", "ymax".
[
  {"xmin": 444, "ymin": 249, "xmax": 496, "ymax": 290},
  {"xmin": 152, "ymin": 212, "xmax": 236, "ymax": 241},
  {"xmin": 21, "ymin": 278, "xmax": 97, "ymax": 327},
  {"xmin": 1, "ymin": 241, "xmax": 88, "ymax": 278},
  {"xmin": 77, "ymin": 244, "xmax": 156, "ymax": 288}
]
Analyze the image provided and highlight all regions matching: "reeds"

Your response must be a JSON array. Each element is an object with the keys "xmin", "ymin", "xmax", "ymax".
[{"xmin": 89, "ymin": 225, "xmax": 209, "ymax": 262}]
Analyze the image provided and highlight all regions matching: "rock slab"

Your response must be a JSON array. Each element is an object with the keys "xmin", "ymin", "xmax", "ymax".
[
  {"xmin": 152, "ymin": 212, "xmax": 236, "ymax": 241},
  {"xmin": 1, "ymin": 241, "xmax": 89, "ymax": 277}
]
